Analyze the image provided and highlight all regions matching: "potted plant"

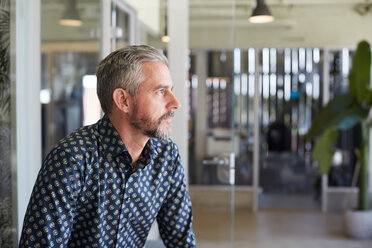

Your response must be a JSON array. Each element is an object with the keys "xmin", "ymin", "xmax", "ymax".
[{"xmin": 307, "ymin": 40, "xmax": 372, "ymax": 239}]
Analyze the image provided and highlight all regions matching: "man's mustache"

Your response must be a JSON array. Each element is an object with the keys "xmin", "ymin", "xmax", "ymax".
[{"xmin": 159, "ymin": 111, "xmax": 175, "ymax": 121}]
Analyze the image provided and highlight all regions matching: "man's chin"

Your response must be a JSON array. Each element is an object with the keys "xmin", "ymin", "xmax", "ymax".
[
  {"xmin": 143, "ymin": 127, "xmax": 169, "ymax": 140},
  {"xmin": 154, "ymin": 124, "xmax": 171, "ymax": 140},
  {"xmin": 141, "ymin": 120, "xmax": 171, "ymax": 140}
]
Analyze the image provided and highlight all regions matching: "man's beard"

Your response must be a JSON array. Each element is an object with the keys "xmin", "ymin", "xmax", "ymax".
[{"xmin": 130, "ymin": 108, "xmax": 175, "ymax": 140}]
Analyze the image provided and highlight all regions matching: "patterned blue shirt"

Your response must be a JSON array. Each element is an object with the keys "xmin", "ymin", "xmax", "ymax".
[{"xmin": 19, "ymin": 116, "xmax": 196, "ymax": 247}]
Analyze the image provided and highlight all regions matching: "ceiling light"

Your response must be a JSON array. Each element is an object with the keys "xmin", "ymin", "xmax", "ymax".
[
  {"xmin": 59, "ymin": 0, "xmax": 82, "ymax": 27},
  {"xmin": 161, "ymin": 24, "xmax": 170, "ymax": 43},
  {"xmin": 161, "ymin": 34, "xmax": 170, "ymax": 43},
  {"xmin": 249, "ymin": 0, "xmax": 274, "ymax": 24},
  {"xmin": 161, "ymin": 5, "xmax": 170, "ymax": 43}
]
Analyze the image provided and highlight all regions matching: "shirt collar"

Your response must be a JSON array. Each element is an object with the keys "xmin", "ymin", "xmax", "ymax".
[
  {"xmin": 148, "ymin": 138, "xmax": 160, "ymax": 156},
  {"xmin": 98, "ymin": 115, "xmax": 129, "ymax": 158}
]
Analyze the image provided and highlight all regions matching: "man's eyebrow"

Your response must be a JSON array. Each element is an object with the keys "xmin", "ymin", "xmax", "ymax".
[{"xmin": 153, "ymin": 84, "xmax": 173, "ymax": 91}]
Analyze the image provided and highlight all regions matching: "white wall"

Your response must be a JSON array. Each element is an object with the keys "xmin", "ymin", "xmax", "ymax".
[
  {"xmin": 168, "ymin": 0, "xmax": 189, "ymax": 182},
  {"xmin": 14, "ymin": 0, "xmax": 42, "ymax": 240}
]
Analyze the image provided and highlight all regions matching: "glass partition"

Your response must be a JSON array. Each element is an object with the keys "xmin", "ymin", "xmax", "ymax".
[
  {"xmin": 36, "ymin": 1, "xmax": 372, "ymax": 247},
  {"xmin": 40, "ymin": 51, "xmax": 99, "ymax": 157},
  {"xmin": 40, "ymin": 0, "xmax": 138, "ymax": 157},
  {"xmin": 257, "ymin": 47, "xmax": 324, "ymax": 210},
  {"xmin": 41, "ymin": 0, "xmax": 101, "ymax": 157},
  {"xmin": 187, "ymin": 1, "xmax": 239, "ymax": 247}
]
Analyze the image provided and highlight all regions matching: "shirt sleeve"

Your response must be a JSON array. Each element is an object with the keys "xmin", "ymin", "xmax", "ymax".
[
  {"xmin": 156, "ymin": 148, "xmax": 196, "ymax": 248},
  {"xmin": 19, "ymin": 148, "xmax": 83, "ymax": 247}
]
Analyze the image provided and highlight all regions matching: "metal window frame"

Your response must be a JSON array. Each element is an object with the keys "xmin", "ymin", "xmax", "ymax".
[{"xmin": 100, "ymin": 0, "xmax": 138, "ymax": 59}]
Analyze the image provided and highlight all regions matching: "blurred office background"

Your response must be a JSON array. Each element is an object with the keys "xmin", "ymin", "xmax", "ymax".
[{"xmin": 1, "ymin": 0, "xmax": 372, "ymax": 247}]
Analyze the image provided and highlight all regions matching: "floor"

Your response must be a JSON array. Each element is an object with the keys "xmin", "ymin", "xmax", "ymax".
[
  {"xmin": 192, "ymin": 209, "xmax": 372, "ymax": 248},
  {"xmin": 259, "ymin": 193, "xmax": 320, "ymax": 211}
]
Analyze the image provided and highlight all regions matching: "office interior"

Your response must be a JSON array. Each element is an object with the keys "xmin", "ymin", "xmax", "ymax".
[{"xmin": 1, "ymin": 0, "xmax": 372, "ymax": 247}]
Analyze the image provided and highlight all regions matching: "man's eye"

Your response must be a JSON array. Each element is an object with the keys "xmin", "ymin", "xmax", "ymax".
[{"xmin": 158, "ymin": 89, "xmax": 165, "ymax": 95}]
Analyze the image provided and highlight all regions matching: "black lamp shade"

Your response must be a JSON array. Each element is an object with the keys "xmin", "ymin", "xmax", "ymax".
[
  {"xmin": 249, "ymin": 0, "xmax": 274, "ymax": 23},
  {"xmin": 59, "ymin": 0, "xmax": 82, "ymax": 27}
]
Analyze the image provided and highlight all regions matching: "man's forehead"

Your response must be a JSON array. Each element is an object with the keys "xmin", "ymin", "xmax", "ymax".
[
  {"xmin": 140, "ymin": 80, "xmax": 173, "ymax": 90},
  {"xmin": 138, "ymin": 66, "xmax": 173, "ymax": 91},
  {"xmin": 141, "ymin": 61, "xmax": 168, "ymax": 69}
]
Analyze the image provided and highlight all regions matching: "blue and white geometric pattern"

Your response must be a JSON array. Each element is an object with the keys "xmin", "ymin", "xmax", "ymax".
[{"xmin": 19, "ymin": 116, "xmax": 196, "ymax": 247}]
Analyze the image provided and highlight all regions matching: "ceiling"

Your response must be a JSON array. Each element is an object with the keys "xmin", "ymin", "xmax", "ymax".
[
  {"xmin": 189, "ymin": 0, "xmax": 372, "ymax": 22},
  {"xmin": 188, "ymin": 0, "xmax": 372, "ymax": 48},
  {"xmin": 41, "ymin": 0, "xmax": 372, "ymax": 49}
]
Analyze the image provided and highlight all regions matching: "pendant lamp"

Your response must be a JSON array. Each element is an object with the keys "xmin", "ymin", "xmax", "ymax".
[
  {"xmin": 59, "ymin": 0, "xmax": 82, "ymax": 27},
  {"xmin": 249, "ymin": 0, "xmax": 274, "ymax": 24}
]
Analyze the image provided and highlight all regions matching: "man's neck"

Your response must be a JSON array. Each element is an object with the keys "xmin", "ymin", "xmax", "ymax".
[{"xmin": 108, "ymin": 113, "xmax": 149, "ymax": 165}]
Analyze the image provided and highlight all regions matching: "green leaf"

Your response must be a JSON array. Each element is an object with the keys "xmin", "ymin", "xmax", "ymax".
[
  {"xmin": 331, "ymin": 105, "xmax": 369, "ymax": 130},
  {"xmin": 312, "ymin": 129, "xmax": 339, "ymax": 175},
  {"xmin": 307, "ymin": 93, "xmax": 354, "ymax": 139},
  {"xmin": 349, "ymin": 40, "xmax": 372, "ymax": 104}
]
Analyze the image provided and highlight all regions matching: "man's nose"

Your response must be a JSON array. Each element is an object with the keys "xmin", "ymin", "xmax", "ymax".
[{"xmin": 168, "ymin": 91, "xmax": 181, "ymax": 110}]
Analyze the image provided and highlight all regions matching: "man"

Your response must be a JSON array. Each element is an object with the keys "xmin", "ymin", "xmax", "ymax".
[{"xmin": 19, "ymin": 45, "xmax": 196, "ymax": 247}]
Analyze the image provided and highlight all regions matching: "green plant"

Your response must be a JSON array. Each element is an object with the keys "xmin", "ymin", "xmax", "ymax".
[{"xmin": 307, "ymin": 40, "xmax": 371, "ymax": 211}]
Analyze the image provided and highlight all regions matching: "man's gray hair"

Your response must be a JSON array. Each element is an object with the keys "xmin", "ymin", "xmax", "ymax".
[{"xmin": 96, "ymin": 45, "xmax": 168, "ymax": 114}]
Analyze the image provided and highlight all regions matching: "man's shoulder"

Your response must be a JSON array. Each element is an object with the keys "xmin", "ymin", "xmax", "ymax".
[{"xmin": 54, "ymin": 122, "xmax": 100, "ymax": 156}]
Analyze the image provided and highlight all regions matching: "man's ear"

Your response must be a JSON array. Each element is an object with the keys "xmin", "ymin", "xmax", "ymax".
[{"xmin": 112, "ymin": 88, "xmax": 132, "ymax": 113}]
